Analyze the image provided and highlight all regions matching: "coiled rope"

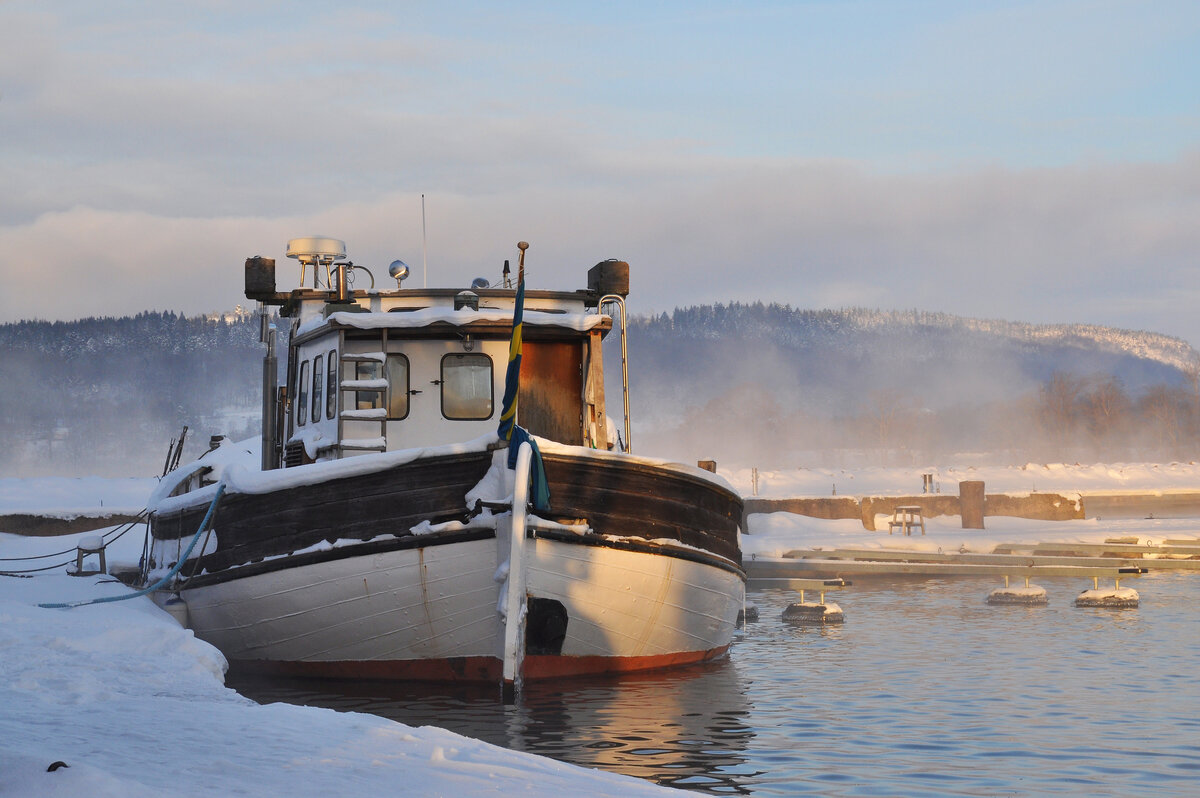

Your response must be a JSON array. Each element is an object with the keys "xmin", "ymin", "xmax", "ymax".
[{"xmin": 38, "ymin": 483, "xmax": 225, "ymax": 610}]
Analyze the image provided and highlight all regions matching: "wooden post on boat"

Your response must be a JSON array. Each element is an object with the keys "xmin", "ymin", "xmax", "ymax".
[{"xmin": 502, "ymin": 441, "xmax": 534, "ymax": 703}]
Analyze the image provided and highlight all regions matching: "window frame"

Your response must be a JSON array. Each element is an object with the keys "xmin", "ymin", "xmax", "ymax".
[
  {"xmin": 385, "ymin": 353, "xmax": 411, "ymax": 421},
  {"xmin": 440, "ymin": 352, "xmax": 494, "ymax": 420},
  {"xmin": 311, "ymin": 354, "xmax": 324, "ymax": 427},
  {"xmin": 325, "ymin": 348, "xmax": 338, "ymax": 420},
  {"xmin": 296, "ymin": 359, "xmax": 310, "ymax": 426}
]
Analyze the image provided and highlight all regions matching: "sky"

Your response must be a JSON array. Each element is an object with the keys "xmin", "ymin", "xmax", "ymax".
[{"xmin": 2, "ymin": 1, "xmax": 1199, "ymax": 343}]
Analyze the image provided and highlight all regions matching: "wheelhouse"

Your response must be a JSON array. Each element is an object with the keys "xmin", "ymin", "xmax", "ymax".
[{"xmin": 246, "ymin": 240, "xmax": 630, "ymax": 469}]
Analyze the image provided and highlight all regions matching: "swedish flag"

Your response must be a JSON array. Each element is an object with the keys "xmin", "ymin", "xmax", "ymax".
[
  {"xmin": 497, "ymin": 268, "xmax": 524, "ymax": 443},
  {"xmin": 498, "ymin": 245, "xmax": 549, "ymax": 511}
]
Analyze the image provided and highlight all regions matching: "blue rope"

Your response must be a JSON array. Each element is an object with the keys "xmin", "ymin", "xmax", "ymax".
[{"xmin": 39, "ymin": 483, "xmax": 226, "ymax": 610}]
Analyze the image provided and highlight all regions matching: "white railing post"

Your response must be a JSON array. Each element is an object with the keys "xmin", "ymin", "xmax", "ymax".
[{"xmin": 502, "ymin": 441, "xmax": 533, "ymax": 703}]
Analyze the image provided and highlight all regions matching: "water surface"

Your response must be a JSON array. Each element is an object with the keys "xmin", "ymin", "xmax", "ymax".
[{"xmin": 230, "ymin": 572, "xmax": 1200, "ymax": 795}]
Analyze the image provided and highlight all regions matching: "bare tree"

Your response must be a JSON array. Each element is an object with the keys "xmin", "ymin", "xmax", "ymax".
[
  {"xmin": 1037, "ymin": 371, "xmax": 1085, "ymax": 459},
  {"xmin": 1081, "ymin": 375, "xmax": 1132, "ymax": 455}
]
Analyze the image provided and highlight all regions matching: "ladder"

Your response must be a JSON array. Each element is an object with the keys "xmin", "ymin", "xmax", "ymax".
[{"xmin": 338, "ymin": 352, "xmax": 388, "ymax": 454}]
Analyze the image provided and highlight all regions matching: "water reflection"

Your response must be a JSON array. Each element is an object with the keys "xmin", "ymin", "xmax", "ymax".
[{"xmin": 228, "ymin": 657, "xmax": 757, "ymax": 793}]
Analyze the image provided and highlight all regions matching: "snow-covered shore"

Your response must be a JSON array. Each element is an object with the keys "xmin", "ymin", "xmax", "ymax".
[
  {"xmin": 0, "ymin": 485, "xmax": 675, "ymax": 798},
  {"xmin": 0, "ymin": 568, "xmax": 676, "ymax": 797}
]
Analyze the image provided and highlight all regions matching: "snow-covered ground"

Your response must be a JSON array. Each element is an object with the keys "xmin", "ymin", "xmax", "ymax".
[
  {"xmin": 0, "ymin": 476, "xmax": 155, "ymax": 518},
  {"xmin": 3, "ymin": 465, "xmax": 1199, "ymax": 797},
  {"xmin": 0, "ymin": 486, "xmax": 676, "ymax": 798}
]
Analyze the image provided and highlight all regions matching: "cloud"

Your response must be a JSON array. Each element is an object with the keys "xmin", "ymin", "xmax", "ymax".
[
  {"xmin": 3, "ymin": 2, "xmax": 1199, "ymax": 345},
  {"xmin": 3, "ymin": 152, "xmax": 1199, "ymax": 348}
]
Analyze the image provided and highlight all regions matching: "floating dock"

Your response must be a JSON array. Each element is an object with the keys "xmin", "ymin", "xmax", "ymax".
[{"xmin": 744, "ymin": 538, "xmax": 1200, "ymax": 581}]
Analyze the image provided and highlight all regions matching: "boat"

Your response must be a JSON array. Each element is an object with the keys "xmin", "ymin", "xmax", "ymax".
[{"xmin": 142, "ymin": 237, "xmax": 745, "ymax": 691}]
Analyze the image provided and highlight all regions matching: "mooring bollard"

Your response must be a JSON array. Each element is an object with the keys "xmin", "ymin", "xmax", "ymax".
[
  {"xmin": 1075, "ymin": 577, "xmax": 1139, "ymax": 608},
  {"xmin": 71, "ymin": 536, "xmax": 107, "ymax": 577},
  {"xmin": 986, "ymin": 574, "xmax": 1047, "ymax": 605}
]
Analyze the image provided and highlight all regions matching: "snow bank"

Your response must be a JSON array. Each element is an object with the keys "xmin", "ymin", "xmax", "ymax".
[{"xmin": 0, "ymin": 536, "xmax": 677, "ymax": 798}]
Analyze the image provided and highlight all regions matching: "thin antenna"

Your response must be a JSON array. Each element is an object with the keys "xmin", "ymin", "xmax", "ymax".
[{"xmin": 421, "ymin": 194, "xmax": 428, "ymax": 289}]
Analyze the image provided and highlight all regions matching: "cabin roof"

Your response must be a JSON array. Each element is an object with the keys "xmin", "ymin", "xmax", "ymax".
[{"xmin": 294, "ymin": 307, "xmax": 611, "ymax": 343}]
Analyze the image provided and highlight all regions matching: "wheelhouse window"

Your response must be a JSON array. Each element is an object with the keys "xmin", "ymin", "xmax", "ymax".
[
  {"xmin": 442, "ymin": 353, "xmax": 493, "ymax": 420},
  {"xmin": 311, "ymin": 354, "xmax": 324, "ymax": 426},
  {"xmin": 355, "ymin": 354, "xmax": 410, "ymax": 419},
  {"xmin": 326, "ymin": 349, "xmax": 338, "ymax": 420},
  {"xmin": 296, "ymin": 360, "xmax": 310, "ymax": 426},
  {"xmin": 386, "ymin": 355, "xmax": 410, "ymax": 419}
]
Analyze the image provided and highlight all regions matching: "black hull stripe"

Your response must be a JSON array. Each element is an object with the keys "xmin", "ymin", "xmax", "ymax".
[{"xmin": 178, "ymin": 526, "xmax": 743, "ymax": 590}]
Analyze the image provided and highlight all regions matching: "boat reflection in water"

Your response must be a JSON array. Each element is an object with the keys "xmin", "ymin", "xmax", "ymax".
[{"xmin": 228, "ymin": 657, "xmax": 757, "ymax": 793}]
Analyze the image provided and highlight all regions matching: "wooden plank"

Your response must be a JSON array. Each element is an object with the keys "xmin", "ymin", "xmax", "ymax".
[
  {"xmin": 155, "ymin": 447, "xmax": 746, "ymax": 576},
  {"xmin": 1027, "ymin": 542, "xmax": 1200, "ymax": 554},
  {"xmin": 542, "ymin": 453, "xmax": 742, "ymax": 564},
  {"xmin": 748, "ymin": 556, "xmax": 1144, "ymax": 579},
  {"xmin": 785, "ymin": 548, "xmax": 1148, "ymax": 567},
  {"xmin": 995, "ymin": 540, "xmax": 1200, "ymax": 557},
  {"xmin": 777, "ymin": 547, "xmax": 1200, "ymax": 572}
]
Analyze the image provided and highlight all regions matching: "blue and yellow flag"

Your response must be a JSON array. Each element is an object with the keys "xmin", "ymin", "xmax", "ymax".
[
  {"xmin": 497, "ymin": 271, "xmax": 524, "ymax": 443},
  {"xmin": 497, "ymin": 250, "xmax": 550, "ymax": 511}
]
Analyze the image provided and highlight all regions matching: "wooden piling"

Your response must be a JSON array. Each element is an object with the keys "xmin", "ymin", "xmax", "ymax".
[{"xmin": 960, "ymin": 480, "xmax": 985, "ymax": 529}]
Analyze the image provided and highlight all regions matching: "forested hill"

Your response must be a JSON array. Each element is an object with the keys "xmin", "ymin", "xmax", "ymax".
[
  {"xmin": 632, "ymin": 304, "xmax": 1195, "ymax": 391},
  {"xmin": 0, "ymin": 311, "xmax": 265, "ymax": 476},
  {"xmin": 1, "ymin": 304, "xmax": 1197, "ymax": 477},
  {"xmin": 626, "ymin": 303, "xmax": 1200, "ymax": 466}
]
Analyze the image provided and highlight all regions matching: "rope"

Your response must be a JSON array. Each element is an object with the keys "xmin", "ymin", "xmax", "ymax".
[
  {"xmin": 1, "ymin": 559, "xmax": 76, "ymax": 576},
  {"xmin": 38, "ymin": 484, "xmax": 225, "ymax": 610}
]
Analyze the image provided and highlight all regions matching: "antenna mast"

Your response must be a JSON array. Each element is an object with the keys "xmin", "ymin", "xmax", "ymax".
[{"xmin": 421, "ymin": 194, "xmax": 428, "ymax": 288}]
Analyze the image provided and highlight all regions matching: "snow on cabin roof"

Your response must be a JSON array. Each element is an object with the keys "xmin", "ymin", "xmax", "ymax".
[{"xmin": 296, "ymin": 307, "xmax": 609, "ymax": 338}]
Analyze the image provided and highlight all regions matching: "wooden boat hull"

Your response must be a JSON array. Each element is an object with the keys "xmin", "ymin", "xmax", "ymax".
[
  {"xmin": 151, "ymin": 445, "xmax": 745, "ymax": 682},
  {"xmin": 177, "ymin": 534, "xmax": 743, "ymax": 681}
]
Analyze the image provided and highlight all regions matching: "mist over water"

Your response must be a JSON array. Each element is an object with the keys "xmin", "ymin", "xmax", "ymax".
[{"xmin": 623, "ymin": 307, "xmax": 1200, "ymax": 470}]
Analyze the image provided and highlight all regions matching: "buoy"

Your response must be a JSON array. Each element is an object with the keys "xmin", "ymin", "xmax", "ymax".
[
  {"xmin": 987, "ymin": 575, "xmax": 1047, "ymax": 606},
  {"xmin": 783, "ymin": 589, "xmax": 844, "ymax": 624},
  {"xmin": 1075, "ymin": 587, "xmax": 1139, "ymax": 607},
  {"xmin": 736, "ymin": 603, "xmax": 760, "ymax": 626},
  {"xmin": 1075, "ymin": 575, "xmax": 1139, "ymax": 608},
  {"xmin": 782, "ymin": 601, "xmax": 845, "ymax": 624}
]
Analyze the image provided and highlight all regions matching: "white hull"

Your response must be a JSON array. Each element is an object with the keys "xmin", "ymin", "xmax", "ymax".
[{"xmin": 177, "ymin": 535, "xmax": 744, "ymax": 681}]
